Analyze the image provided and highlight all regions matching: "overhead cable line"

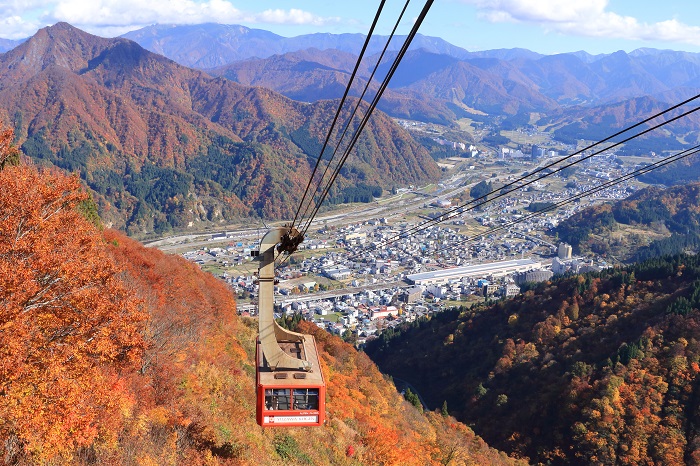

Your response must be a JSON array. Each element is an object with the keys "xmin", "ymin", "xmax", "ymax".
[
  {"xmin": 292, "ymin": 0, "xmax": 413, "ymax": 232},
  {"xmin": 291, "ymin": 0, "xmax": 388, "ymax": 229},
  {"xmin": 299, "ymin": 0, "xmax": 435, "ymax": 238},
  {"xmin": 425, "ymin": 143, "xmax": 700, "ymax": 257},
  {"xmin": 358, "ymin": 97, "xmax": 700, "ymax": 255}
]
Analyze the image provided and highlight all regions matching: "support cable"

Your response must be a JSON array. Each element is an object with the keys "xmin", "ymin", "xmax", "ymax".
[
  {"xmin": 353, "ymin": 100, "xmax": 700, "ymax": 257},
  {"xmin": 427, "ymin": 144, "xmax": 700, "ymax": 257},
  {"xmin": 292, "ymin": 0, "xmax": 389, "ymax": 228},
  {"xmin": 299, "ymin": 0, "xmax": 435, "ymax": 237},
  {"xmin": 293, "ymin": 0, "xmax": 413, "ymax": 231}
]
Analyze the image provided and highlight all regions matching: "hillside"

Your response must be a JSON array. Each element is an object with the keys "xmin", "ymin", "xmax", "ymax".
[
  {"xmin": 367, "ymin": 255, "xmax": 700, "ymax": 464},
  {"xmin": 120, "ymin": 23, "xmax": 700, "ymax": 108},
  {"xmin": 0, "ymin": 23, "xmax": 440, "ymax": 237},
  {"xmin": 555, "ymin": 183, "xmax": 700, "ymax": 262},
  {"xmin": 0, "ymin": 161, "xmax": 520, "ymax": 465},
  {"xmin": 205, "ymin": 39, "xmax": 700, "ymax": 152},
  {"xmin": 209, "ymin": 49, "xmax": 458, "ymax": 125}
]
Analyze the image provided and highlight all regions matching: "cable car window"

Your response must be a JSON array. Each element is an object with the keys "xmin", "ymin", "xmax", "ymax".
[
  {"xmin": 264, "ymin": 388, "xmax": 291, "ymax": 410},
  {"xmin": 293, "ymin": 388, "xmax": 319, "ymax": 410}
]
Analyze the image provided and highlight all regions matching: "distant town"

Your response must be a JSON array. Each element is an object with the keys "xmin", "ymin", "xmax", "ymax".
[{"xmin": 150, "ymin": 134, "xmax": 657, "ymax": 347}]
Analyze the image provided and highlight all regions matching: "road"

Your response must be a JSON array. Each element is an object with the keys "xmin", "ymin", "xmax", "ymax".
[
  {"xmin": 145, "ymin": 168, "xmax": 490, "ymax": 253},
  {"xmin": 236, "ymin": 280, "xmax": 406, "ymax": 314},
  {"xmin": 392, "ymin": 376, "xmax": 430, "ymax": 410},
  {"xmin": 146, "ymin": 156, "xmax": 559, "ymax": 258}
]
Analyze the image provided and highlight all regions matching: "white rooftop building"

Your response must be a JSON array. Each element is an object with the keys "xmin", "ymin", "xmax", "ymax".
[{"xmin": 406, "ymin": 259, "xmax": 542, "ymax": 286}]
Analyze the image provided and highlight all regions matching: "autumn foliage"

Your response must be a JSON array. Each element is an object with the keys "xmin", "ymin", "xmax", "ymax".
[
  {"xmin": 0, "ymin": 127, "xmax": 20, "ymax": 169},
  {"xmin": 0, "ymin": 158, "xmax": 519, "ymax": 465},
  {"xmin": 368, "ymin": 256, "xmax": 700, "ymax": 465},
  {"xmin": 0, "ymin": 164, "xmax": 145, "ymax": 461}
]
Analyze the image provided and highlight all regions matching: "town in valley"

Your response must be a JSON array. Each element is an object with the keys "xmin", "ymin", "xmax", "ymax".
[{"xmin": 151, "ymin": 125, "xmax": 657, "ymax": 346}]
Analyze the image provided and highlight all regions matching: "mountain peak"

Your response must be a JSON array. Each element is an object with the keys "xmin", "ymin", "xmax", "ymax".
[
  {"xmin": 37, "ymin": 21, "xmax": 103, "ymax": 43},
  {"xmin": 1, "ymin": 22, "xmax": 114, "ymax": 76},
  {"xmin": 46, "ymin": 21, "xmax": 79, "ymax": 32}
]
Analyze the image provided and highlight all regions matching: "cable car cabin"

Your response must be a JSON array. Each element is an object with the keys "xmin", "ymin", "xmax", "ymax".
[
  {"xmin": 255, "ymin": 336, "xmax": 325, "ymax": 427},
  {"xmin": 254, "ymin": 226, "xmax": 326, "ymax": 427}
]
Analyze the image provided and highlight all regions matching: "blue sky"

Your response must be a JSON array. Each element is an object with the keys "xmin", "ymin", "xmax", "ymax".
[{"xmin": 2, "ymin": 0, "xmax": 700, "ymax": 55}]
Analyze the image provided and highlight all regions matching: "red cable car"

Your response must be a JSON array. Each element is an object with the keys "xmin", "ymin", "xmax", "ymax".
[{"xmin": 254, "ymin": 227, "xmax": 325, "ymax": 427}]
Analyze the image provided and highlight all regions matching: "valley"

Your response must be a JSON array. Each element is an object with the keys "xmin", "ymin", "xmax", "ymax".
[
  {"xmin": 161, "ymin": 135, "xmax": 659, "ymax": 348},
  {"xmin": 4, "ymin": 14, "xmax": 700, "ymax": 466}
]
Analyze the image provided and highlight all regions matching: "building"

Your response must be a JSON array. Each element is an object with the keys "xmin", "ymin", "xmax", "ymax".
[
  {"xmin": 370, "ymin": 306, "xmax": 399, "ymax": 320},
  {"xmin": 558, "ymin": 242, "xmax": 572, "ymax": 260},
  {"xmin": 322, "ymin": 266, "xmax": 352, "ymax": 280},
  {"xmin": 531, "ymin": 145, "xmax": 546, "ymax": 158},
  {"xmin": 431, "ymin": 199, "xmax": 452, "ymax": 208},
  {"xmin": 344, "ymin": 232, "xmax": 367, "ymax": 245},
  {"xmin": 552, "ymin": 257, "xmax": 568, "ymax": 275},
  {"xmin": 427, "ymin": 284, "xmax": 447, "ymax": 299},
  {"xmin": 400, "ymin": 286, "xmax": 423, "ymax": 303},
  {"xmin": 513, "ymin": 269, "xmax": 554, "ymax": 285},
  {"xmin": 406, "ymin": 259, "xmax": 542, "ymax": 286},
  {"xmin": 483, "ymin": 284, "xmax": 499, "ymax": 297},
  {"xmin": 503, "ymin": 284, "xmax": 521, "ymax": 297},
  {"xmin": 553, "ymin": 257, "xmax": 602, "ymax": 276}
]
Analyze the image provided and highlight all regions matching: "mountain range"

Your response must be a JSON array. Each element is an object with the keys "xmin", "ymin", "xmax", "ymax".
[
  {"xmin": 3, "ymin": 22, "xmax": 700, "ymax": 236},
  {"xmin": 119, "ymin": 23, "xmax": 473, "ymax": 68},
  {"xmin": 116, "ymin": 24, "xmax": 700, "ymax": 107},
  {"xmin": 115, "ymin": 23, "xmax": 700, "ymax": 149},
  {"xmin": 6, "ymin": 24, "xmax": 700, "ymax": 118},
  {"xmin": 0, "ymin": 23, "xmax": 439, "ymax": 236}
]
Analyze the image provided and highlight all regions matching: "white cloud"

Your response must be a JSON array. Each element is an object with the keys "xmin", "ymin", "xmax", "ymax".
[
  {"xmin": 257, "ymin": 8, "xmax": 339, "ymax": 26},
  {"xmin": 0, "ymin": 16, "xmax": 43, "ymax": 39},
  {"xmin": 47, "ymin": 0, "xmax": 247, "ymax": 26},
  {"xmin": 44, "ymin": 0, "xmax": 337, "ymax": 29},
  {"xmin": 0, "ymin": 0, "xmax": 53, "ymax": 15},
  {"xmin": 0, "ymin": 1, "xmax": 340, "ymax": 38},
  {"xmin": 471, "ymin": 0, "xmax": 607, "ymax": 23},
  {"xmin": 463, "ymin": 0, "xmax": 700, "ymax": 46}
]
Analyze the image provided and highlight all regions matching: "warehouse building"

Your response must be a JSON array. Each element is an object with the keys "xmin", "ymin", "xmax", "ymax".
[{"xmin": 405, "ymin": 259, "xmax": 541, "ymax": 286}]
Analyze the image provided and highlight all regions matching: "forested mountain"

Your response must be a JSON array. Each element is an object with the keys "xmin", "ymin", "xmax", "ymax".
[
  {"xmin": 556, "ymin": 183, "xmax": 700, "ymax": 262},
  {"xmin": 367, "ymin": 255, "xmax": 700, "ymax": 465},
  {"xmin": 5, "ymin": 24, "xmax": 700, "ymax": 157},
  {"xmin": 7, "ymin": 24, "xmax": 700, "ymax": 123},
  {"xmin": 0, "ymin": 23, "xmax": 439, "ymax": 237},
  {"xmin": 209, "ymin": 48, "xmax": 459, "ymax": 124},
  {"xmin": 0, "ymin": 161, "xmax": 521, "ymax": 465},
  {"xmin": 193, "ymin": 28, "xmax": 700, "ymax": 146}
]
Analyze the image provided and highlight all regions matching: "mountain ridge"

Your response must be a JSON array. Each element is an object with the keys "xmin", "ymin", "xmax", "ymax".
[{"xmin": 0, "ymin": 23, "xmax": 439, "ymax": 236}]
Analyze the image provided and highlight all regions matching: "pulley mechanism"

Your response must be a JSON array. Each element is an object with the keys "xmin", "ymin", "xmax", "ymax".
[{"xmin": 277, "ymin": 226, "xmax": 304, "ymax": 255}]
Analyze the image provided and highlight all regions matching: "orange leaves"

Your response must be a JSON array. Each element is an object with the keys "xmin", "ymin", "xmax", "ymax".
[
  {"xmin": 0, "ymin": 127, "xmax": 20, "ymax": 169},
  {"xmin": 0, "ymin": 160, "xmax": 517, "ymax": 464},
  {"xmin": 0, "ymin": 164, "xmax": 145, "ymax": 461},
  {"xmin": 360, "ymin": 421, "xmax": 401, "ymax": 465},
  {"xmin": 295, "ymin": 321, "xmax": 520, "ymax": 466}
]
